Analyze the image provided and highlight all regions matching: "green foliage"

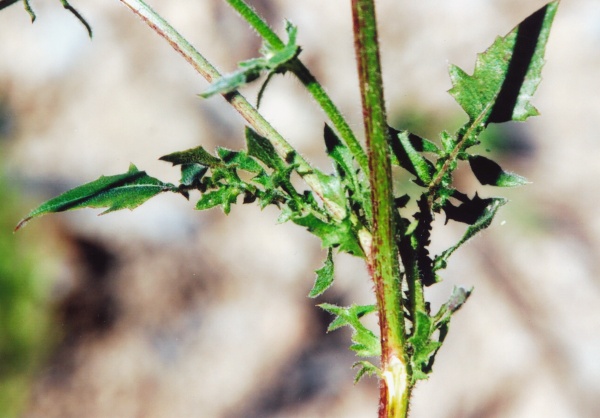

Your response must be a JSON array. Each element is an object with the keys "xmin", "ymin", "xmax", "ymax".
[
  {"xmin": 308, "ymin": 248, "xmax": 334, "ymax": 298},
  {"xmin": 7, "ymin": 0, "xmax": 558, "ymax": 408},
  {"xmin": 200, "ymin": 21, "xmax": 300, "ymax": 101},
  {"xmin": 15, "ymin": 164, "xmax": 176, "ymax": 231}
]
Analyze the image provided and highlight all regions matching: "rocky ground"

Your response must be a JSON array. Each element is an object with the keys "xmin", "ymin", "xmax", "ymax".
[{"xmin": 1, "ymin": 0, "xmax": 599, "ymax": 417}]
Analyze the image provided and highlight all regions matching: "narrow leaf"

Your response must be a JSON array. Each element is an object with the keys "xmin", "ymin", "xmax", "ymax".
[
  {"xmin": 469, "ymin": 155, "xmax": 529, "ymax": 187},
  {"xmin": 408, "ymin": 311, "xmax": 442, "ymax": 381},
  {"xmin": 308, "ymin": 248, "xmax": 335, "ymax": 298},
  {"xmin": 352, "ymin": 361, "xmax": 381, "ymax": 383},
  {"xmin": 16, "ymin": 164, "xmax": 173, "ymax": 231},
  {"xmin": 390, "ymin": 129, "xmax": 435, "ymax": 185},
  {"xmin": 434, "ymin": 197, "xmax": 506, "ymax": 271},
  {"xmin": 246, "ymin": 127, "xmax": 286, "ymax": 170},
  {"xmin": 160, "ymin": 146, "xmax": 223, "ymax": 168},
  {"xmin": 448, "ymin": 2, "xmax": 558, "ymax": 124}
]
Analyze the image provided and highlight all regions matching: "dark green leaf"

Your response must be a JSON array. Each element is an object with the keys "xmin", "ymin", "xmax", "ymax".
[
  {"xmin": 449, "ymin": 2, "xmax": 558, "ymax": 124},
  {"xmin": 179, "ymin": 164, "xmax": 208, "ymax": 188},
  {"xmin": 195, "ymin": 185, "xmax": 241, "ymax": 214},
  {"xmin": 469, "ymin": 155, "xmax": 529, "ymax": 187},
  {"xmin": 324, "ymin": 124, "xmax": 358, "ymax": 184},
  {"xmin": 390, "ymin": 129, "xmax": 435, "ymax": 185},
  {"xmin": 308, "ymin": 248, "xmax": 335, "ymax": 298},
  {"xmin": 160, "ymin": 146, "xmax": 223, "ymax": 168},
  {"xmin": 246, "ymin": 128, "xmax": 286, "ymax": 170},
  {"xmin": 15, "ymin": 164, "xmax": 174, "ymax": 231},
  {"xmin": 216, "ymin": 148, "xmax": 264, "ymax": 174}
]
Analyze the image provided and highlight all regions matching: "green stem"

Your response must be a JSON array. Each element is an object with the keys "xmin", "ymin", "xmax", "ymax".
[
  {"xmin": 351, "ymin": 0, "xmax": 410, "ymax": 416},
  {"xmin": 225, "ymin": 0, "xmax": 369, "ymax": 175},
  {"xmin": 118, "ymin": 0, "xmax": 346, "ymax": 220}
]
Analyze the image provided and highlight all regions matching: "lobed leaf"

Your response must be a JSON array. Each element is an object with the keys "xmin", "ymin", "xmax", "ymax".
[
  {"xmin": 319, "ymin": 303, "xmax": 380, "ymax": 358},
  {"xmin": 15, "ymin": 164, "xmax": 175, "ymax": 231},
  {"xmin": 448, "ymin": 2, "xmax": 558, "ymax": 125},
  {"xmin": 308, "ymin": 247, "xmax": 335, "ymax": 298},
  {"xmin": 160, "ymin": 146, "xmax": 223, "ymax": 168}
]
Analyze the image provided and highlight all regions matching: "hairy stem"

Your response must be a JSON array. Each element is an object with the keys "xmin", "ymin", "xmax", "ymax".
[
  {"xmin": 118, "ymin": 0, "xmax": 347, "ymax": 220},
  {"xmin": 351, "ymin": 0, "xmax": 410, "ymax": 416},
  {"xmin": 225, "ymin": 0, "xmax": 369, "ymax": 175}
]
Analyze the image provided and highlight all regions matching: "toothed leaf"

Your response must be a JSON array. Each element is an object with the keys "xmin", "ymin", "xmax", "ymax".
[
  {"xmin": 449, "ymin": 2, "xmax": 558, "ymax": 124},
  {"xmin": 308, "ymin": 248, "xmax": 335, "ymax": 298}
]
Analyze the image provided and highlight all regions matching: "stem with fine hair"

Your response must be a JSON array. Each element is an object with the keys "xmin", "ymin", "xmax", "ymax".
[
  {"xmin": 351, "ymin": 0, "xmax": 410, "ymax": 416},
  {"xmin": 117, "ymin": 0, "xmax": 349, "ymax": 221},
  {"xmin": 224, "ymin": 0, "xmax": 369, "ymax": 175}
]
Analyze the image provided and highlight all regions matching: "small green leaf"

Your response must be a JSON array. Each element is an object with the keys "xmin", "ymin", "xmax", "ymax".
[
  {"xmin": 246, "ymin": 128, "xmax": 286, "ymax": 170},
  {"xmin": 408, "ymin": 311, "xmax": 442, "ymax": 382},
  {"xmin": 324, "ymin": 124, "xmax": 358, "ymax": 184},
  {"xmin": 308, "ymin": 248, "xmax": 335, "ymax": 298},
  {"xmin": 200, "ymin": 21, "xmax": 300, "ymax": 98},
  {"xmin": 319, "ymin": 303, "xmax": 380, "ymax": 358},
  {"xmin": 469, "ymin": 155, "xmax": 529, "ymax": 187},
  {"xmin": 292, "ymin": 213, "xmax": 363, "ymax": 257},
  {"xmin": 449, "ymin": 2, "xmax": 558, "ymax": 124},
  {"xmin": 217, "ymin": 148, "xmax": 264, "ymax": 174},
  {"xmin": 179, "ymin": 164, "xmax": 208, "ymax": 188},
  {"xmin": 352, "ymin": 361, "xmax": 381, "ymax": 383},
  {"xmin": 390, "ymin": 129, "xmax": 435, "ymax": 185},
  {"xmin": 15, "ymin": 164, "xmax": 174, "ymax": 231},
  {"xmin": 195, "ymin": 185, "xmax": 241, "ymax": 214},
  {"xmin": 434, "ymin": 197, "xmax": 506, "ymax": 271},
  {"xmin": 160, "ymin": 146, "xmax": 223, "ymax": 168}
]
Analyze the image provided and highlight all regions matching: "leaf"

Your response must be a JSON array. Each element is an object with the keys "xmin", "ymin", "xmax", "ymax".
[
  {"xmin": 434, "ymin": 197, "xmax": 506, "ymax": 271},
  {"xmin": 448, "ymin": 2, "xmax": 558, "ymax": 124},
  {"xmin": 308, "ymin": 248, "xmax": 335, "ymax": 298},
  {"xmin": 160, "ymin": 146, "xmax": 223, "ymax": 168},
  {"xmin": 352, "ymin": 361, "xmax": 381, "ymax": 383},
  {"xmin": 324, "ymin": 124, "xmax": 358, "ymax": 185},
  {"xmin": 15, "ymin": 164, "xmax": 174, "ymax": 231},
  {"xmin": 469, "ymin": 155, "xmax": 529, "ymax": 187},
  {"xmin": 200, "ymin": 21, "xmax": 300, "ymax": 98},
  {"xmin": 216, "ymin": 148, "xmax": 264, "ymax": 174},
  {"xmin": 408, "ymin": 311, "xmax": 442, "ymax": 382},
  {"xmin": 195, "ymin": 185, "xmax": 241, "ymax": 214},
  {"xmin": 292, "ymin": 213, "xmax": 364, "ymax": 257},
  {"xmin": 390, "ymin": 129, "xmax": 435, "ymax": 185},
  {"xmin": 319, "ymin": 303, "xmax": 380, "ymax": 358},
  {"xmin": 245, "ymin": 128, "xmax": 286, "ymax": 170},
  {"xmin": 179, "ymin": 164, "xmax": 208, "ymax": 188}
]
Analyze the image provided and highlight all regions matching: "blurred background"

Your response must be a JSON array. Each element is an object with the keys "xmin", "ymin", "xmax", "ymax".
[{"xmin": 0, "ymin": 0, "xmax": 598, "ymax": 417}]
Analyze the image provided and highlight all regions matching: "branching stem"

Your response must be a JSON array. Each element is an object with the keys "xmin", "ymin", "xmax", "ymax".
[
  {"xmin": 224, "ymin": 0, "xmax": 369, "ymax": 175},
  {"xmin": 117, "ymin": 0, "xmax": 346, "ymax": 220}
]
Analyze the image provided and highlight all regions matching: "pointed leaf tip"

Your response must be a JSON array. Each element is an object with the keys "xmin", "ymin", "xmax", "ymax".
[
  {"xmin": 309, "ymin": 248, "xmax": 335, "ymax": 298},
  {"xmin": 449, "ymin": 2, "xmax": 558, "ymax": 124},
  {"xmin": 469, "ymin": 155, "xmax": 529, "ymax": 187},
  {"xmin": 15, "ymin": 165, "xmax": 174, "ymax": 231}
]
